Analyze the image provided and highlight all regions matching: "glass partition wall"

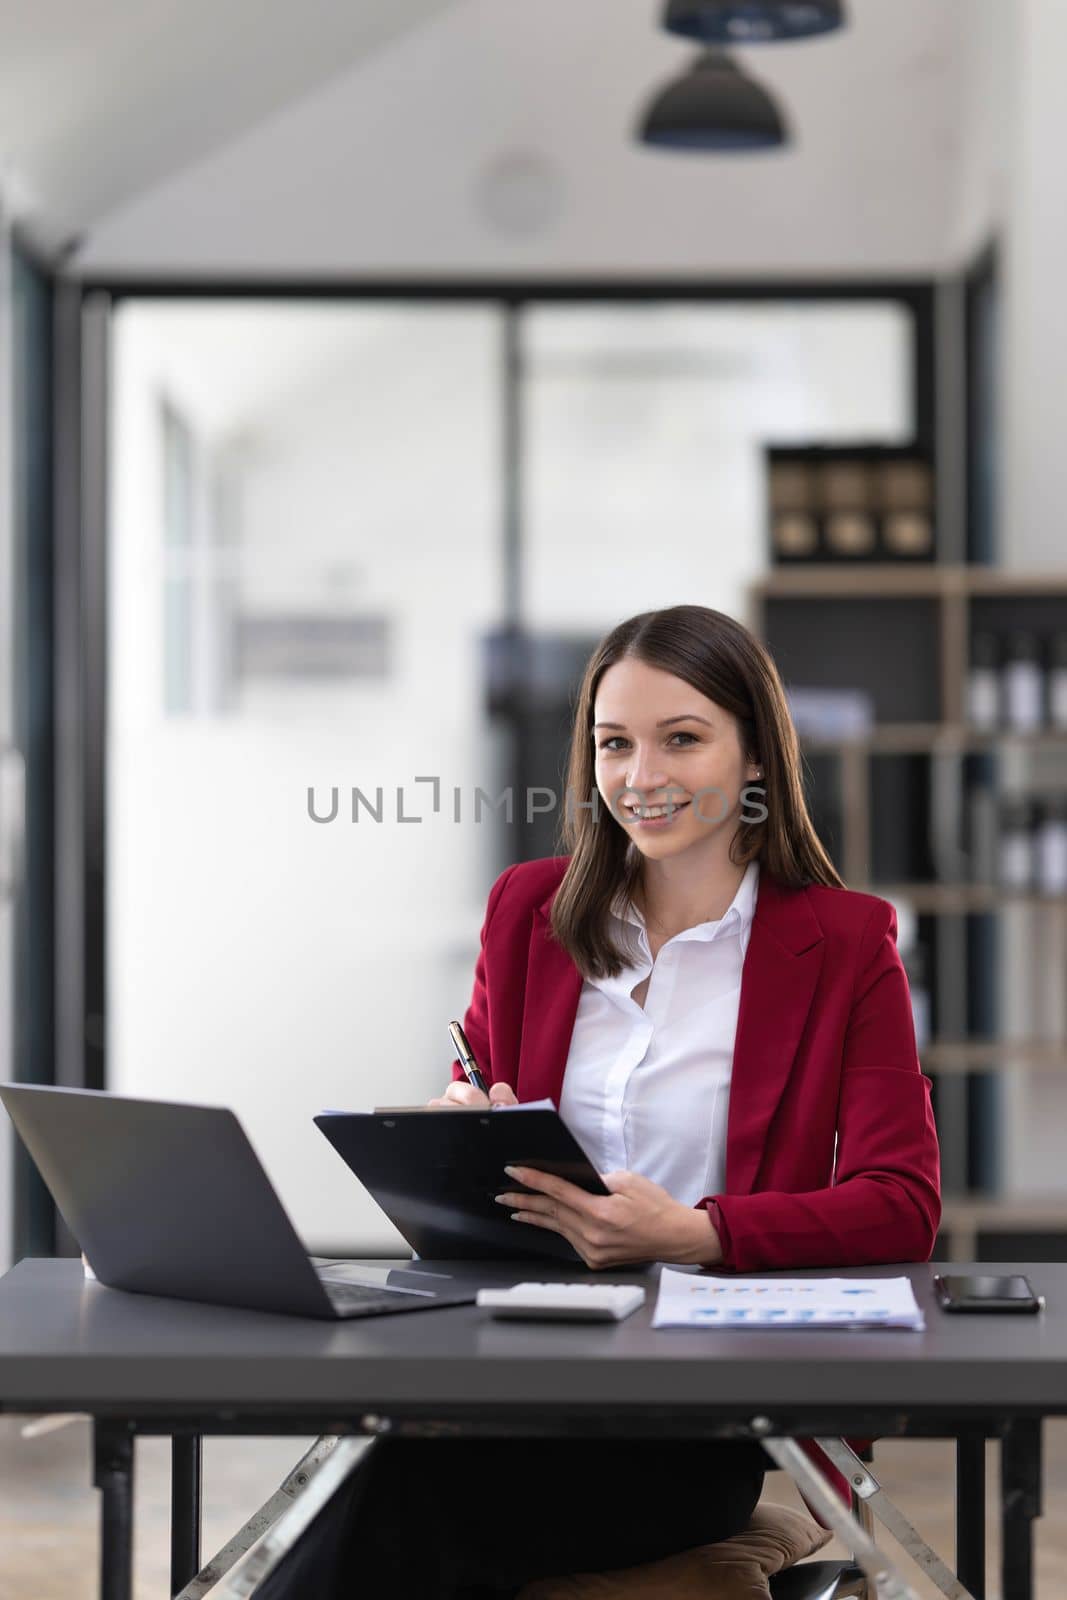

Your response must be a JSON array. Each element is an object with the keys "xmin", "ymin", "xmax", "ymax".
[
  {"xmin": 109, "ymin": 301, "xmax": 505, "ymax": 1252},
  {"xmin": 107, "ymin": 292, "xmax": 918, "ymax": 1252}
]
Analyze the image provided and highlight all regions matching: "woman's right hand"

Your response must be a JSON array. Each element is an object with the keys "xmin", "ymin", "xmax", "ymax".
[{"xmin": 427, "ymin": 1080, "xmax": 519, "ymax": 1110}]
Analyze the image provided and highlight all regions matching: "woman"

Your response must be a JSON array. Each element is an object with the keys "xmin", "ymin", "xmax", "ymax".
[{"xmin": 262, "ymin": 604, "xmax": 941, "ymax": 1599}]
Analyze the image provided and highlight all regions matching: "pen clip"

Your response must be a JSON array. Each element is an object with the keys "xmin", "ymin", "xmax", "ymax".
[
  {"xmin": 448, "ymin": 1019, "xmax": 473, "ymax": 1065},
  {"xmin": 448, "ymin": 1018, "xmax": 489, "ymax": 1093}
]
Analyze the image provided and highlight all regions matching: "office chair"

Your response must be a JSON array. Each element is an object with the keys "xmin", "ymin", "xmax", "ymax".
[
  {"xmin": 766, "ymin": 1464, "xmax": 873, "ymax": 1600},
  {"xmin": 769, "ymin": 1564, "xmax": 867, "ymax": 1600},
  {"xmin": 766, "ymin": 1503, "xmax": 870, "ymax": 1599}
]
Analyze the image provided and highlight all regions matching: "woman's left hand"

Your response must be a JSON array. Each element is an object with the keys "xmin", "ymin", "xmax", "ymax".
[{"xmin": 495, "ymin": 1166, "xmax": 723, "ymax": 1270}]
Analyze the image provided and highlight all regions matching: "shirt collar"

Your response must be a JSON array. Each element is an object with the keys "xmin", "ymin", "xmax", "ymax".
[{"xmin": 611, "ymin": 859, "xmax": 760, "ymax": 958}]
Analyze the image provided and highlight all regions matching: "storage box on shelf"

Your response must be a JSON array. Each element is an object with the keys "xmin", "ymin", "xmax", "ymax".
[
  {"xmin": 767, "ymin": 446, "xmax": 936, "ymax": 567},
  {"xmin": 750, "ymin": 565, "xmax": 1067, "ymax": 1256}
]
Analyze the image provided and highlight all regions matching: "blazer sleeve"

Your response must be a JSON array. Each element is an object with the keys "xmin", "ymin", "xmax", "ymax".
[
  {"xmin": 450, "ymin": 866, "xmax": 517, "ymax": 1085},
  {"xmin": 707, "ymin": 900, "xmax": 942, "ymax": 1272}
]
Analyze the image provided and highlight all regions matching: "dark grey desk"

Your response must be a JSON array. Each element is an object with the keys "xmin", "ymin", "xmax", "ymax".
[{"xmin": 0, "ymin": 1258, "xmax": 1054, "ymax": 1600}]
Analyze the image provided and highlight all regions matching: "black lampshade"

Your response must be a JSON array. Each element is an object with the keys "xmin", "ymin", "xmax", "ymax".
[
  {"xmin": 639, "ymin": 51, "xmax": 789, "ymax": 152},
  {"xmin": 664, "ymin": 0, "xmax": 845, "ymax": 43}
]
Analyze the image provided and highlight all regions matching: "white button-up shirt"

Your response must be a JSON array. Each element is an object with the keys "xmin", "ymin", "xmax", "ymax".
[{"xmin": 558, "ymin": 860, "xmax": 759, "ymax": 1207}]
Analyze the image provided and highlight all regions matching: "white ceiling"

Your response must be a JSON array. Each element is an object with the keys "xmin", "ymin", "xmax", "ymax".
[
  {"xmin": 0, "ymin": 0, "xmax": 457, "ymax": 249},
  {"xmin": 0, "ymin": 0, "xmax": 996, "ymax": 276}
]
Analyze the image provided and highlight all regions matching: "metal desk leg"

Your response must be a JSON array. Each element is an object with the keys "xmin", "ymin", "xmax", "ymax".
[
  {"xmin": 93, "ymin": 1421, "xmax": 135, "ymax": 1600},
  {"xmin": 1001, "ymin": 1419, "xmax": 1042, "ymax": 1600},
  {"xmin": 210, "ymin": 1437, "xmax": 369, "ymax": 1599},
  {"xmin": 956, "ymin": 1435, "xmax": 985, "ymax": 1599},
  {"xmin": 171, "ymin": 1435, "xmax": 203, "ymax": 1596},
  {"xmin": 815, "ymin": 1436, "xmax": 972, "ymax": 1600}
]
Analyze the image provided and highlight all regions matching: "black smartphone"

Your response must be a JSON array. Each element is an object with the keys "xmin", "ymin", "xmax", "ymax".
[{"xmin": 933, "ymin": 1274, "xmax": 1044, "ymax": 1314}]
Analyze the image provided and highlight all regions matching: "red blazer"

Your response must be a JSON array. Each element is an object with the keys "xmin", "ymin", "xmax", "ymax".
[
  {"xmin": 452, "ymin": 855, "xmax": 942, "ymax": 1508},
  {"xmin": 454, "ymin": 855, "xmax": 941, "ymax": 1271}
]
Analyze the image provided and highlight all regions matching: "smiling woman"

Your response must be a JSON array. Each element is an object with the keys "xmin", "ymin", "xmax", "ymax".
[
  {"xmin": 298, "ymin": 604, "xmax": 940, "ymax": 1600},
  {"xmin": 263, "ymin": 605, "xmax": 940, "ymax": 1598}
]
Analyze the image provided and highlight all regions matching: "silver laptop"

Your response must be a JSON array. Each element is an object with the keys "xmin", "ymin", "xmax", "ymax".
[{"xmin": 0, "ymin": 1083, "xmax": 484, "ymax": 1320}]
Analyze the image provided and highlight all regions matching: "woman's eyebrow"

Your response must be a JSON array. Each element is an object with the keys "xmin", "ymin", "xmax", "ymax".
[{"xmin": 593, "ymin": 715, "xmax": 713, "ymax": 730}]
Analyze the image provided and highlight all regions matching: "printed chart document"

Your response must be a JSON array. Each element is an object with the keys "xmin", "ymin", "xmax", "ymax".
[{"xmin": 653, "ymin": 1268, "xmax": 925, "ymax": 1330}]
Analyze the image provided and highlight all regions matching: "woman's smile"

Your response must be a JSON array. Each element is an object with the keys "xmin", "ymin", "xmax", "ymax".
[{"xmin": 621, "ymin": 797, "xmax": 691, "ymax": 827}]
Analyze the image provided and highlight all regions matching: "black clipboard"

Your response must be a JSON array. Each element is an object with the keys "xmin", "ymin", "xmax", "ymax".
[{"xmin": 314, "ymin": 1105, "xmax": 610, "ymax": 1262}]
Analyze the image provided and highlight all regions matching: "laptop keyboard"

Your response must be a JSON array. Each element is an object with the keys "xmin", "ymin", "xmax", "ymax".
[{"xmin": 321, "ymin": 1279, "xmax": 445, "ymax": 1318}]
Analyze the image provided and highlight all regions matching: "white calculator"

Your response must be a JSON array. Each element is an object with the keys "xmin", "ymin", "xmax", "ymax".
[{"xmin": 476, "ymin": 1282, "xmax": 646, "ymax": 1322}]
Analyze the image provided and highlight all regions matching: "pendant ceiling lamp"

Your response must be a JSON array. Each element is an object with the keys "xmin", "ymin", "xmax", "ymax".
[
  {"xmin": 639, "ymin": 50, "xmax": 789, "ymax": 152},
  {"xmin": 663, "ymin": 0, "xmax": 846, "ymax": 43}
]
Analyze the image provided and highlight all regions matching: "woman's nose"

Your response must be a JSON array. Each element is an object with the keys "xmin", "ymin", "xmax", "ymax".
[{"xmin": 625, "ymin": 749, "xmax": 670, "ymax": 791}]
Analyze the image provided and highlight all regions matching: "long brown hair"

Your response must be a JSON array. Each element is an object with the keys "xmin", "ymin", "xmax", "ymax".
[{"xmin": 550, "ymin": 604, "xmax": 843, "ymax": 979}]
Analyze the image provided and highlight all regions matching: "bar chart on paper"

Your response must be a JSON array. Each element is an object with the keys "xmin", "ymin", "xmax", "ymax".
[{"xmin": 652, "ymin": 1270, "xmax": 925, "ymax": 1330}]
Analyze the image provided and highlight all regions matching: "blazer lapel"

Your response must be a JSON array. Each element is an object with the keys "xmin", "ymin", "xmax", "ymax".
[
  {"xmin": 516, "ymin": 899, "xmax": 583, "ymax": 1104},
  {"xmin": 725, "ymin": 873, "xmax": 825, "ymax": 1196}
]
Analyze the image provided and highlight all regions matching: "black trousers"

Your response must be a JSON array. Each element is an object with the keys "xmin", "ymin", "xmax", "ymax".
[{"xmin": 255, "ymin": 1436, "xmax": 767, "ymax": 1599}]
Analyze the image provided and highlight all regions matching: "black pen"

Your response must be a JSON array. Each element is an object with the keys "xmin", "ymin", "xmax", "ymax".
[{"xmin": 448, "ymin": 1020, "xmax": 490, "ymax": 1095}]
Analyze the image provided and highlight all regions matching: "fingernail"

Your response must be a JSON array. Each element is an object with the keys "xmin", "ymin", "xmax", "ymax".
[{"xmin": 504, "ymin": 1165, "xmax": 519, "ymax": 1178}]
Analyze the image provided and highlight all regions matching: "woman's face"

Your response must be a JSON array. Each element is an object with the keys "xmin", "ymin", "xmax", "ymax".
[{"xmin": 591, "ymin": 657, "xmax": 760, "ymax": 863}]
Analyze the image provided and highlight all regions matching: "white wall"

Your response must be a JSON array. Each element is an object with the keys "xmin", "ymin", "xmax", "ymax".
[
  {"xmin": 944, "ymin": 0, "xmax": 1015, "ymax": 269},
  {"xmin": 992, "ymin": 3, "xmax": 1067, "ymax": 1196},
  {"xmin": 0, "ymin": 219, "xmax": 14, "ymax": 1273},
  {"xmin": 1001, "ymin": 0, "xmax": 1067, "ymax": 571}
]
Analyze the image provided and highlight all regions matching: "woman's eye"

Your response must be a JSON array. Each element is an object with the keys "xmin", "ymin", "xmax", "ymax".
[{"xmin": 597, "ymin": 732, "xmax": 697, "ymax": 751}]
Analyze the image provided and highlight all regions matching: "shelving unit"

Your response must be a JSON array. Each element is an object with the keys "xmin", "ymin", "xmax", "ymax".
[
  {"xmin": 920, "ymin": 1040, "xmax": 1067, "ymax": 1072},
  {"xmin": 872, "ymin": 885, "xmax": 1067, "ymax": 913},
  {"xmin": 750, "ymin": 564, "xmax": 1067, "ymax": 1261},
  {"xmin": 801, "ymin": 725, "xmax": 1067, "ymax": 753},
  {"xmin": 940, "ymin": 1197, "xmax": 1067, "ymax": 1264}
]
